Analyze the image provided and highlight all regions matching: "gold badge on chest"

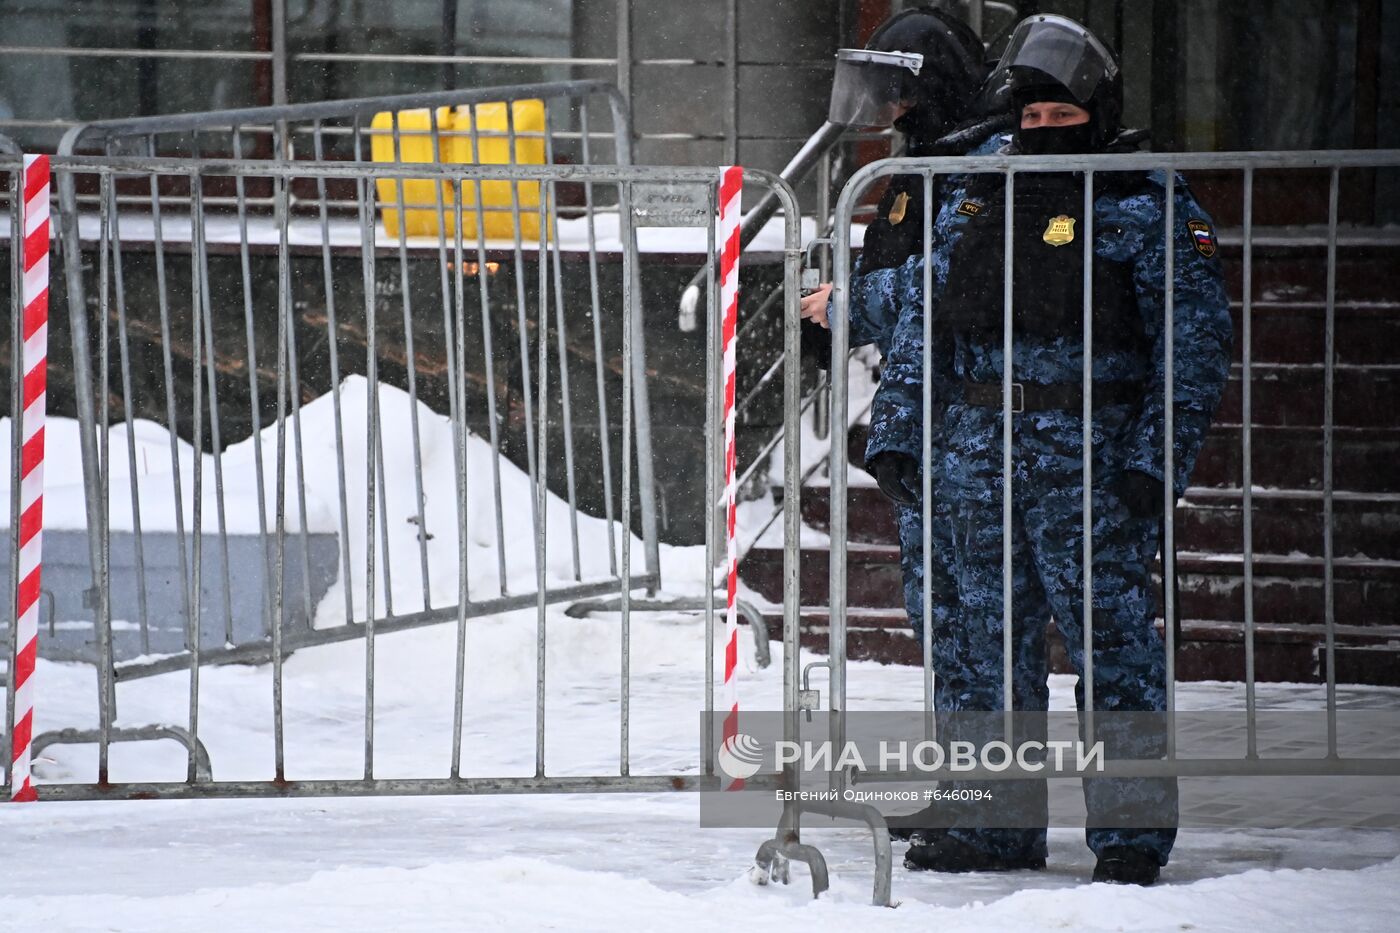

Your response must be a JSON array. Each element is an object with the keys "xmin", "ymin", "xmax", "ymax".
[
  {"xmin": 1043, "ymin": 214, "xmax": 1075, "ymax": 246},
  {"xmin": 888, "ymin": 191, "xmax": 910, "ymax": 225}
]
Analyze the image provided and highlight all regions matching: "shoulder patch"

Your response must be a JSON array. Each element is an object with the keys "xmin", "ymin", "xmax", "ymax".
[
  {"xmin": 1186, "ymin": 219, "xmax": 1217, "ymax": 258},
  {"xmin": 956, "ymin": 199, "xmax": 983, "ymax": 217}
]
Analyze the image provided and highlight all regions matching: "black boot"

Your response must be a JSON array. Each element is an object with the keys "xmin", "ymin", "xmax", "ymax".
[
  {"xmin": 904, "ymin": 835, "xmax": 1047, "ymax": 873},
  {"xmin": 886, "ymin": 805, "xmax": 947, "ymax": 842},
  {"xmin": 1092, "ymin": 846, "xmax": 1162, "ymax": 885}
]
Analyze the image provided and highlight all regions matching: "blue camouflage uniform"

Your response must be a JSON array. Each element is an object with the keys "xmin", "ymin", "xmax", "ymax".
[
  {"xmin": 842, "ymin": 132, "xmax": 1054, "ymax": 653},
  {"xmin": 855, "ymin": 163, "xmax": 1233, "ymax": 865}
]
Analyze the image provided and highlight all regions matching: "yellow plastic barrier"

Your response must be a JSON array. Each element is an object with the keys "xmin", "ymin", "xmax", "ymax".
[{"xmin": 371, "ymin": 99, "xmax": 547, "ymax": 241}]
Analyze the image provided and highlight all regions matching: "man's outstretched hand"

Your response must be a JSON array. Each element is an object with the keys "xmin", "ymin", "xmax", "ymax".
[{"xmin": 799, "ymin": 283, "xmax": 833, "ymax": 329}]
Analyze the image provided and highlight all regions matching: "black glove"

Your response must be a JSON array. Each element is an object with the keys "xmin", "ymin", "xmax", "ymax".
[
  {"xmin": 800, "ymin": 318, "xmax": 834, "ymax": 371},
  {"xmin": 1115, "ymin": 469, "xmax": 1165, "ymax": 519},
  {"xmin": 869, "ymin": 453, "xmax": 920, "ymax": 506}
]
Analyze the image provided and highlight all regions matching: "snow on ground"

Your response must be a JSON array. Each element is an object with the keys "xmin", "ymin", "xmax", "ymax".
[
  {"xmin": 9, "ymin": 619, "xmax": 1400, "ymax": 930},
  {"xmin": 3, "ymin": 382, "xmax": 1399, "ymax": 930}
]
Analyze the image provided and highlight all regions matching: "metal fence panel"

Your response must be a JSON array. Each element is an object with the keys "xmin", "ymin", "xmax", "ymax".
[
  {"xmin": 3, "ymin": 153, "xmax": 811, "ymax": 819},
  {"xmin": 826, "ymin": 148, "xmax": 1400, "ymax": 776},
  {"xmin": 819, "ymin": 147, "xmax": 1400, "ymax": 898}
]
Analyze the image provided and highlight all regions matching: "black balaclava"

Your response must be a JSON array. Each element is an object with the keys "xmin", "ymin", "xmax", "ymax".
[
  {"xmin": 1012, "ymin": 83, "xmax": 1098, "ymax": 155},
  {"xmin": 867, "ymin": 8, "xmax": 989, "ymax": 155}
]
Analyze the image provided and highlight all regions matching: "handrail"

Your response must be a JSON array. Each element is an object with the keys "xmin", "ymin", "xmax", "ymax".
[{"xmin": 677, "ymin": 120, "xmax": 846, "ymax": 327}]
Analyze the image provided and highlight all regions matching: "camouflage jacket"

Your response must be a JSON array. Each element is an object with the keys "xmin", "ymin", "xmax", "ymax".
[
  {"xmin": 859, "ymin": 166, "xmax": 1233, "ymax": 496},
  {"xmin": 844, "ymin": 130, "xmax": 1011, "ymax": 355}
]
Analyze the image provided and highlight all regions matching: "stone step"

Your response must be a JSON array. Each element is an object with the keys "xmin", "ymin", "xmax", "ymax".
[
  {"xmin": 739, "ymin": 543, "xmax": 1400, "ymax": 625},
  {"xmin": 799, "ymin": 484, "xmax": 1400, "ymax": 557},
  {"xmin": 1191, "ymin": 425, "xmax": 1400, "ymax": 493},
  {"xmin": 1225, "ymin": 301, "xmax": 1400, "ymax": 367},
  {"xmin": 1217, "ymin": 237, "xmax": 1400, "ymax": 307},
  {"xmin": 755, "ymin": 606, "xmax": 1400, "ymax": 686},
  {"xmin": 1215, "ymin": 363, "xmax": 1400, "ymax": 428},
  {"xmin": 845, "ymin": 420, "xmax": 1400, "ymax": 495}
]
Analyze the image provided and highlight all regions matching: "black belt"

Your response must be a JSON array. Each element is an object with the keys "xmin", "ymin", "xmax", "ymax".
[{"xmin": 962, "ymin": 380, "xmax": 1140, "ymax": 413}]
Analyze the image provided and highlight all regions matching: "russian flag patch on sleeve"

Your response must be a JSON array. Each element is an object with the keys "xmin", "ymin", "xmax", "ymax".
[{"xmin": 1187, "ymin": 218, "xmax": 1217, "ymax": 258}]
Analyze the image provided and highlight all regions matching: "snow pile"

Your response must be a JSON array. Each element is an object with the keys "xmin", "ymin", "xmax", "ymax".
[{"xmin": 3, "ymin": 376, "xmax": 678, "ymax": 627}]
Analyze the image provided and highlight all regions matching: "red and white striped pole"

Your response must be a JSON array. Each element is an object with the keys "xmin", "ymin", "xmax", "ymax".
[
  {"xmin": 718, "ymin": 165, "xmax": 743, "ymax": 790},
  {"xmin": 10, "ymin": 154, "xmax": 50, "ymax": 803}
]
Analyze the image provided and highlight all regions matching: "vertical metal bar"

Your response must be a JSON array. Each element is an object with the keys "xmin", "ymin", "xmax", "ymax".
[
  {"xmin": 616, "ymin": 0, "xmax": 634, "ymax": 159},
  {"xmin": 580, "ymin": 104, "xmax": 618, "ymax": 575},
  {"xmin": 367, "ymin": 133, "xmax": 395, "ymax": 622},
  {"xmin": 5, "ymin": 166, "xmax": 21, "ymax": 796},
  {"xmin": 272, "ymin": 167, "xmax": 290, "ymax": 781},
  {"xmin": 106, "ymin": 179, "xmax": 152, "ymax": 655},
  {"xmin": 1001, "ymin": 170, "xmax": 1014, "ymax": 734},
  {"xmin": 1082, "ymin": 169, "xmax": 1095, "ymax": 735},
  {"xmin": 618, "ymin": 200, "xmax": 661, "ymax": 588},
  {"xmin": 535, "ymin": 166, "xmax": 550, "ymax": 780},
  {"xmin": 439, "ymin": 0, "xmax": 458, "ymax": 90},
  {"xmin": 465, "ymin": 108, "xmax": 510, "ymax": 596},
  {"xmin": 505, "ymin": 104, "xmax": 541, "ymax": 541},
  {"xmin": 779, "ymin": 177, "xmax": 803, "ymax": 781},
  {"xmin": 312, "ymin": 121, "xmax": 357, "ymax": 626},
  {"xmin": 921, "ymin": 172, "xmax": 934, "ymax": 732},
  {"xmin": 389, "ymin": 112, "xmax": 435, "ymax": 610},
  {"xmin": 702, "ymin": 181, "xmax": 717, "ymax": 775},
  {"xmin": 1324, "ymin": 165, "xmax": 1339, "ymax": 756},
  {"xmin": 97, "ymin": 171, "xmax": 114, "ymax": 779},
  {"xmin": 725, "ymin": 0, "xmax": 739, "ymax": 167},
  {"xmin": 813, "ymin": 153, "xmax": 832, "ymax": 450},
  {"xmin": 187, "ymin": 142, "xmax": 235, "ymax": 648},
  {"xmin": 450, "ymin": 189, "xmax": 469, "ymax": 779},
  {"xmin": 544, "ymin": 110, "xmax": 583, "ymax": 581},
  {"xmin": 430, "ymin": 109, "xmax": 467, "ymax": 600},
  {"xmin": 57, "ymin": 150, "xmax": 106, "ymax": 703},
  {"xmin": 620, "ymin": 178, "xmax": 635, "ymax": 777},
  {"xmin": 602, "ymin": 86, "xmax": 660, "ymax": 586},
  {"xmin": 271, "ymin": 0, "xmax": 289, "ymax": 109},
  {"xmin": 828, "ymin": 170, "xmax": 850, "ymax": 793},
  {"xmin": 357, "ymin": 150, "xmax": 380, "ymax": 781},
  {"xmin": 230, "ymin": 128, "xmax": 275, "ymax": 638},
  {"xmin": 146, "ymin": 144, "xmax": 195, "ymax": 646},
  {"xmin": 967, "ymin": 0, "xmax": 985, "ymax": 34},
  {"xmin": 1242, "ymin": 167, "xmax": 1257, "ymax": 758},
  {"xmin": 1163, "ymin": 170, "xmax": 1177, "ymax": 755},
  {"xmin": 428, "ymin": 105, "xmax": 467, "ymax": 588},
  {"xmin": 188, "ymin": 169, "xmax": 206, "ymax": 783},
  {"xmin": 281, "ymin": 242, "xmax": 316, "ymax": 630}
]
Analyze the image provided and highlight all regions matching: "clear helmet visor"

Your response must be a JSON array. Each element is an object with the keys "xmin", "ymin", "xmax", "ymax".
[
  {"xmin": 987, "ymin": 14, "xmax": 1118, "ymax": 105},
  {"xmin": 828, "ymin": 48, "xmax": 924, "ymax": 127}
]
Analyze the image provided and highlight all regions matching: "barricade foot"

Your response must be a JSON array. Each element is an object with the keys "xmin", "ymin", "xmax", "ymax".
[
  {"xmin": 797, "ymin": 799, "xmax": 893, "ymax": 907},
  {"xmin": 565, "ymin": 595, "xmax": 771, "ymax": 669},
  {"xmin": 752, "ymin": 835, "xmax": 830, "ymax": 898},
  {"xmin": 31, "ymin": 725, "xmax": 214, "ymax": 783}
]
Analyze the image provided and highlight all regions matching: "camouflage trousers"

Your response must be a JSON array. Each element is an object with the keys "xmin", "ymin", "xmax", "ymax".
[
  {"xmin": 933, "ymin": 402, "xmax": 1178, "ymax": 865},
  {"xmin": 896, "ymin": 498, "xmax": 1052, "ymax": 689}
]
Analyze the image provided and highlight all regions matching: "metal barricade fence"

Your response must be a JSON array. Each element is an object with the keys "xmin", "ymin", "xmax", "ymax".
[
  {"xmin": 819, "ymin": 148, "xmax": 1400, "ymax": 897},
  {"xmin": 55, "ymin": 79, "xmax": 630, "ymax": 166},
  {"xmin": 53, "ymin": 82, "xmax": 651, "ymax": 606},
  {"xmin": 0, "ymin": 152, "xmax": 814, "ymax": 823}
]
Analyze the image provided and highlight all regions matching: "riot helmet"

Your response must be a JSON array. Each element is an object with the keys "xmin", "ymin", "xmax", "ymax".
[
  {"xmin": 986, "ymin": 14, "xmax": 1122, "ymax": 151},
  {"xmin": 829, "ymin": 7, "xmax": 988, "ymax": 148}
]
